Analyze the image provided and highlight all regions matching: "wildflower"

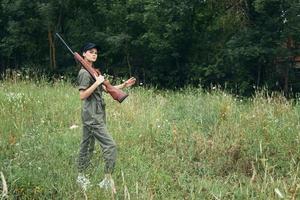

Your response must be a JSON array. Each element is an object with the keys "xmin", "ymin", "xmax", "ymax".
[{"xmin": 70, "ymin": 124, "xmax": 79, "ymax": 129}]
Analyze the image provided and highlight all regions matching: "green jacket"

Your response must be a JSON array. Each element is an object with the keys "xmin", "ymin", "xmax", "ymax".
[{"xmin": 77, "ymin": 68, "xmax": 106, "ymax": 126}]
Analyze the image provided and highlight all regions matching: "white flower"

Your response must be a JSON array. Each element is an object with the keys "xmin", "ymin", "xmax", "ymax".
[
  {"xmin": 70, "ymin": 124, "xmax": 79, "ymax": 129},
  {"xmin": 283, "ymin": 18, "xmax": 288, "ymax": 24}
]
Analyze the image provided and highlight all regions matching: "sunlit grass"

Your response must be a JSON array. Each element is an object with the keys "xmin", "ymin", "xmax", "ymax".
[{"xmin": 0, "ymin": 79, "xmax": 300, "ymax": 199}]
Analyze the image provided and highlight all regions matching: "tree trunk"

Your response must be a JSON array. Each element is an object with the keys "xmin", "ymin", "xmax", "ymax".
[
  {"xmin": 48, "ymin": 28, "xmax": 56, "ymax": 69},
  {"xmin": 125, "ymin": 40, "xmax": 132, "ymax": 77},
  {"xmin": 283, "ymin": 64, "xmax": 289, "ymax": 96},
  {"xmin": 52, "ymin": 38, "xmax": 56, "ymax": 68},
  {"xmin": 257, "ymin": 65, "xmax": 261, "ymax": 88},
  {"xmin": 126, "ymin": 52, "xmax": 132, "ymax": 77}
]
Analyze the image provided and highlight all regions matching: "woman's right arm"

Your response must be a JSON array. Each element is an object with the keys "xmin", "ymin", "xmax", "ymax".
[{"xmin": 79, "ymin": 74, "xmax": 104, "ymax": 100}]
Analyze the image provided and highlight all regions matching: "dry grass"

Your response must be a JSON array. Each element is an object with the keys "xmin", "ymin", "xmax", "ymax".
[{"xmin": 0, "ymin": 79, "xmax": 300, "ymax": 199}]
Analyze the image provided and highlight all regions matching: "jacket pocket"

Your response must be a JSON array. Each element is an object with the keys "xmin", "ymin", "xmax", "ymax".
[{"xmin": 96, "ymin": 102, "xmax": 104, "ymax": 114}]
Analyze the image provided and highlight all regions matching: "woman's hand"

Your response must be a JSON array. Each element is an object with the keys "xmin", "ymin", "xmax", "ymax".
[
  {"xmin": 94, "ymin": 74, "xmax": 105, "ymax": 86},
  {"xmin": 80, "ymin": 74, "xmax": 105, "ymax": 100},
  {"xmin": 123, "ymin": 77, "xmax": 136, "ymax": 88}
]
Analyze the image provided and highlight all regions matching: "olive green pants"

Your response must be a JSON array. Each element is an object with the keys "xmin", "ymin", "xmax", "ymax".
[{"xmin": 77, "ymin": 124, "xmax": 117, "ymax": 174}]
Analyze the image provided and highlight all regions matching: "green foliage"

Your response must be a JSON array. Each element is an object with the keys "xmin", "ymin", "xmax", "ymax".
[
  {"xmin": 223, "ymin": 0, "xmax": 300, "ymax": 93},
  {"xmin": 1, "ymin": 80, "xmax": 300, "ymax": 199},
  {"xmin": 0, "ymin": 0, "xmax": 300, "ymax": 94}
]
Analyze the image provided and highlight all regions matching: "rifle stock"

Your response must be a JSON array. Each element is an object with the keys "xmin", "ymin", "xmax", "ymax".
[{"xmin": 74, "ymin": 53, "xmax": 128, "ymax": 103}]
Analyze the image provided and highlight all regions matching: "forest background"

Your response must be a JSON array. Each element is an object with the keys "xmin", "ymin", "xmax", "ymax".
[{"xmin": 0, "ymin": 0, "xmax": 300, "ymax": 95}]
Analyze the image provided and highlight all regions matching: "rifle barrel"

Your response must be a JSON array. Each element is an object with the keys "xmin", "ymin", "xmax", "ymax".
[{"xmin": 55, "ymin": 33, "xmax": 74, "ymax": 55}]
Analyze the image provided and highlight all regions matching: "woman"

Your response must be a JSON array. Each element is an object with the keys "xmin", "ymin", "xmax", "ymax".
[{"xmin": 76, "ymin": 42, "xmax": 136, "ymax": 192}]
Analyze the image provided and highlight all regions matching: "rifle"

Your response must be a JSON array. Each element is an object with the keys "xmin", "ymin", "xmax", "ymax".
[{"xmin": 55, "ymin": 33, "xmax": 128, "ymax": 103}]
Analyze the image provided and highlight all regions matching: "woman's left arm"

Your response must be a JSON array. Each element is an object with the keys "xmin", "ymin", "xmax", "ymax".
[
  {"xmin": 114, "ymin": 77, "xmax": 136, "ymax": 89},
  {"xmin": 102, "ymin": 77, "xmax": 136, "ymax": 91}
]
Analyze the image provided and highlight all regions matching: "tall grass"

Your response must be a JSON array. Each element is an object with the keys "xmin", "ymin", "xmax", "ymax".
[{"xmin": 0, "ymin": 78, "xmax": 300, "ymax": 199}]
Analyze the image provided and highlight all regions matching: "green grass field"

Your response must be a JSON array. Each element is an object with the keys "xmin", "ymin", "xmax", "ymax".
[{"xmin": 0, "ymin": 79, "xmax": 300, "ymax": 199}]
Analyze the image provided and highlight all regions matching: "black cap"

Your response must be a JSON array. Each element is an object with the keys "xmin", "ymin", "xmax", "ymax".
[{"xmin": 81, "ymin": 42, "xmax": 99, "ymax": 53}]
